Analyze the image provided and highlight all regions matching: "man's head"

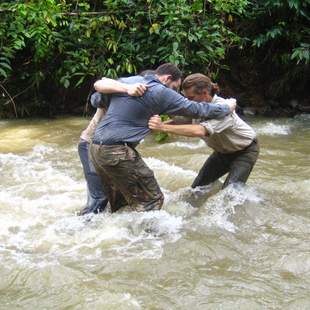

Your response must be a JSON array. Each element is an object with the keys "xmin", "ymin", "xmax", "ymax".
[
  {"xmin": 182, "ymin": 73, "xmax": 219, "ymax": 102},
  {"xmin": 155, "ymin": 63, "xmax": 182, "ymax": 91}
]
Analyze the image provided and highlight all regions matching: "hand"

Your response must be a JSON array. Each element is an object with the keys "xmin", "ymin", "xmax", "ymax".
[
  {"xmin": 148, "ymin": 115, "xmax": 163, "ymax": 131},
  {"xmin": 227, "ymin": 98, "xmax": 236, "ymax": 112},
  {"xmin": 127, "ymin": 83, "xmax": 148, "ymax": 96}
]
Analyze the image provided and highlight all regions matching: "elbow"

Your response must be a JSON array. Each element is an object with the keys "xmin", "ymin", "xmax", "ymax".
[
  {"xmin": 94, "ymin": 80, "xmax": 100, "ymax": 92},
  {"xmin": 94, "ymin": 78, "xmax": 108, "ymax": 92}
]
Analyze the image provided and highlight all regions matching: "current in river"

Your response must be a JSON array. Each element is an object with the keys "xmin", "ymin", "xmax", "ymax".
[{"xmin": 0, "ymin": 115, "xmax": 309, "ymax": 309}]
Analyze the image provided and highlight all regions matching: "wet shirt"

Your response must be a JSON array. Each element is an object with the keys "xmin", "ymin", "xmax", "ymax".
[
  {"xmin": 93, "ymin": 75, "xmax": 231, "ymax": 145},
  {"xmin": 199, "ymin": 95, "xmax": 256, "ymax": 153}
]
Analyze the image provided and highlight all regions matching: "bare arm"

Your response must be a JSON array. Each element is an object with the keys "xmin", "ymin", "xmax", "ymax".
[
  {"xmin": 94, "ymin": 78, "xmax": 147, "ymax": 96},
  {"xmin": 148, "ymin": 115, "xmax": 207, "ymax": 137},
  {"xmin": 81, "ymin": 108, "xmax": 105, "ymax": 141}
]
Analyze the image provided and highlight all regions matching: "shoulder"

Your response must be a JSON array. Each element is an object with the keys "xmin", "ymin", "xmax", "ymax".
[
  {"xmin": 118, "ymin": 75, "xmax": 145, "ymax": 84},
  {"xmin": 211, "ymin": 94, "xmax": 228, "ymax": 104}
]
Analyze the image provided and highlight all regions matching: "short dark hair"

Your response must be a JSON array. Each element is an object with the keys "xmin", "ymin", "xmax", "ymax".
[{"xmin": 155, "ymin": 63, "xmax": 182, "ymax": 81}]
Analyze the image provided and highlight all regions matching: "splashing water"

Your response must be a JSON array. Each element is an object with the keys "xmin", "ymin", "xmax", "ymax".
[
  {"xmin": 0, "ymin": 116, "xmax": 310, "ymax": 309},
  {"xmin": 254, "ymin": 122, "xmax": 291, "ymax": 136}
]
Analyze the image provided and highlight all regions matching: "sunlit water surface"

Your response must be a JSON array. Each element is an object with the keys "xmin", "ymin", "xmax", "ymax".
[{"xmin": 0, "ymin": 115, "xmax": 309, "ymax": 309}]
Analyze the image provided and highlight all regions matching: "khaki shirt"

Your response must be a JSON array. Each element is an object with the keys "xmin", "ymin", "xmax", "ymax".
[
  {"xmin": 199, "ymin": 95, "xmax": 256, "ymax": 153},
  {"xmin": 80, "ymin": 108, "xmax": 105, "ymax": 143}
]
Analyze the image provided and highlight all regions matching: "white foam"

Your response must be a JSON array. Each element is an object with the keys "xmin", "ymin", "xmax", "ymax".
[
  {"xmin": 157, "ymin": 139, "xmax": 206, "ymax": 150},
  {"xmin": 32, "ymin": 144, "xmax": 56, "ymax": 155},
  {"xmin": 0, "ymin": 144, "xmax": 185, "ymax": 266},
  {"xmin": 197, "ymin": 185, "xmax": 263, "ymax": 233},
  {"xmin": 145, "ymin": 157, "xmax": 196, "ymax": 178},
  {"xmin": 47, "ymin": 210, "xmax": 183, "ymax": 262},
  {"xmin": 294, "ymin": 113, "xmax": 310, "ymax": 122},
  {"xmin": 254, "ymin": 122, "xmax": 291, "ymax": 136}
]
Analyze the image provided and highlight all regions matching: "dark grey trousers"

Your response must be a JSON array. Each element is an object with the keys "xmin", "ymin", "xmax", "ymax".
[{"xmin": 192, "ymin": 140, "xmax": 259, "ymax": 189}]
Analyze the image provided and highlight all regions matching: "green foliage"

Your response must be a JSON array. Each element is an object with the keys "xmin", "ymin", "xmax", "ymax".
[
  {"xmin": 154, "ymin": 131, "xmax": 169, "ymax": 143},
  {"xmin": 154, "ymin": 115, "xmax": 170, "ymax": 143},
  {"xmin": 291, "ymin": 43, "xmax": 310, "ymax": 64},
  {"xmin": 0, "ymin": 0, "xmax": 248, "ymax": 117},
  {"xmin": 0, "ymin": 0, "xmax": 308, "ymax": 118},
  {"xmin": 237, "ymin": 0, "xmax": 310, "ymax": 99},
  {"xmin": 249, "ymin": 0, "xmax": 310, "ymax": 65}
]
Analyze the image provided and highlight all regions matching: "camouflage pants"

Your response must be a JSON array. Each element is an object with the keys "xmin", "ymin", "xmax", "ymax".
[{"xmin": 89, "ymin": 143, "xmax": 164, "ymax": 213}]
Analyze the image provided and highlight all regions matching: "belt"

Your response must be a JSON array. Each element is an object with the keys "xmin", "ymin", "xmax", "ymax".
[{"xmin": 92, "ymin": 140, "xmax": 133, "ymax": 147}]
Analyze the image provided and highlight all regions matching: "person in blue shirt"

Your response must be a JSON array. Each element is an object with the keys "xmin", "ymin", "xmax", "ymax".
[{"xmin": 90, "ymin": 63, "xmax": 236, "ymax": 213}]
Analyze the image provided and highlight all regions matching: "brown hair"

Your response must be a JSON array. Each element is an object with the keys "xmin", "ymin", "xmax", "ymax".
[
  {"xmin": 155, "ymin": 63, "xmax": 182, "ymax": 81},
  {"xmin": 182, "ymin": 73, "xmax": 219, "ymax": 97}
]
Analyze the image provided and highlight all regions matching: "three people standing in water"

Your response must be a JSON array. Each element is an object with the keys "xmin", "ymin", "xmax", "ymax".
[{"xmin": 78, "ymin": 63, "xmax": 258, "ymax": 215}]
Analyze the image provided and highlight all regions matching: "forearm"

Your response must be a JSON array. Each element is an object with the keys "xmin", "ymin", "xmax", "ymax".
[
  {"xmin": 94, "ymin": 78, "xmax": 130, "ymax": 94},
  {"xmin": 160, "ymin": 123, "xmax": 207, "ymax": 137},
  {"xmin": 94, "ymin": 77, "xmax": 148, "ymax": 96}
]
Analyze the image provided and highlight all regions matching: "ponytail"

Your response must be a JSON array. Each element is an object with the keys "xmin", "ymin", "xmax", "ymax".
[{"xmin": 211, "ymin": 82, "xmax": 220, "ymax": 96}]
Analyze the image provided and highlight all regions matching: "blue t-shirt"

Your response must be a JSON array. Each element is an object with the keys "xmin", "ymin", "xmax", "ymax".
[{"xmin": 93, "ymin": 75, "xmax": 230, "ymax": 145}]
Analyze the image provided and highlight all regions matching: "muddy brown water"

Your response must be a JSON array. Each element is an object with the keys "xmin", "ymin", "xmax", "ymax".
[{"xmin": 0, "ymin": 115, "xmax": 309, "ymax": 309}]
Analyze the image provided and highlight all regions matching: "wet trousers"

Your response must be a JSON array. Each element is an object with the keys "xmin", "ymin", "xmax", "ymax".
[
  {"xmin": 78, "ymin": 139, "xmax": 108, "ymax": 214},
  {"xmin": 89, "ymin": 143, "xmax": 164, "ymax": 213},
  {"xmin": 192, "ymin": 139, "xmax": 259, "ymax": 189}
]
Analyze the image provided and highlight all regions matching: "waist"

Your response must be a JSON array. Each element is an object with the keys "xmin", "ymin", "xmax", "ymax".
[
  {"xmin": 233, "ymin": 137, "xmax": 258, "ymax": 154},
  {"xmin": 209, "ymin": 136, "xmax": 258, "ymax": 154},
  {"xmin": 246, "ymin": 137, "xmax": 258, "ymax": 148},
  {"xmin": 92, "ymin": 140, "xmax": 136, "ymax": 148},
  {"xmin": 80, "ymin": 131, "xmax": 92, "ymax": 143}
]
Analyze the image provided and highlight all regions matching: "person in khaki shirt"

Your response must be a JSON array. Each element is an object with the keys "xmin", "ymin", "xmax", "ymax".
[{"xmin": 148, "ymin": 73, "xmax": 259, "ymax": 189}]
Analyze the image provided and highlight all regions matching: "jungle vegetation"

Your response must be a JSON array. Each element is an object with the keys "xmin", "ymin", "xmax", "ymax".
[{"xmin": 0, "ymin": 0, "xmax": 309, "ymax": 118}]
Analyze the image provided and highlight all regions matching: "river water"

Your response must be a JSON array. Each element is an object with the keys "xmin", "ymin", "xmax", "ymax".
[{"xmin": 0, "ymin": 115, "xmax": 309, "ymax": 309}]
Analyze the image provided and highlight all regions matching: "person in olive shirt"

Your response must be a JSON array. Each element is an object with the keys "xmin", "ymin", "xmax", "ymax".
[
  {"xmin": 148, "ymin": 73, "xmax": 259, "ymax": 189},
  {"xmin": 90, "ymin": 64, "xmax": 236, "ymax": 213}
]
